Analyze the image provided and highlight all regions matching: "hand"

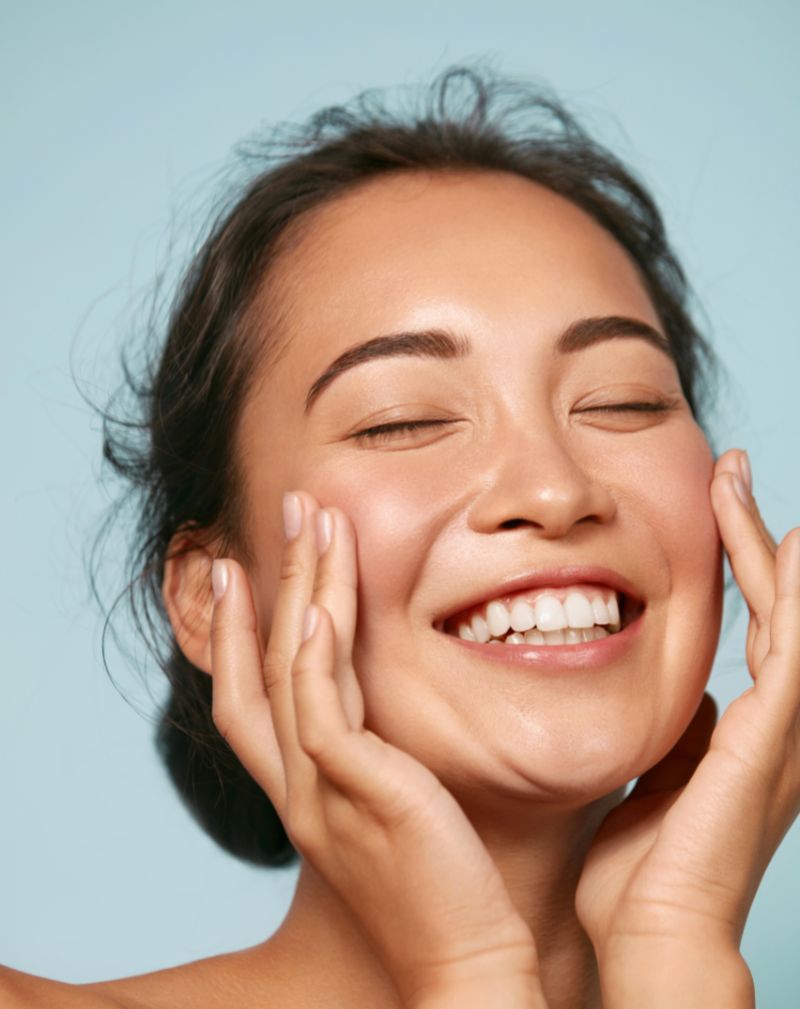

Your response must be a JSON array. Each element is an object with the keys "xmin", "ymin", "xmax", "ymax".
[
  {"xmin": 575, "ymin": 448, "xmax": 800, "ymax": 968},
  {"xmin": 208, "ymin": 491, "xmax": 541, "ymax": 1007}
]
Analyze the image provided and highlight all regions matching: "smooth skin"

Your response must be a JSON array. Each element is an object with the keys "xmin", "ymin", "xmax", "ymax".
[
  {"xmin": 199, "ymin": 458, "xmax": 795, "ymax": 1009},
  {"xmin": 3, "ymin": 172, "xmax": 798, "ymax": 1008}
]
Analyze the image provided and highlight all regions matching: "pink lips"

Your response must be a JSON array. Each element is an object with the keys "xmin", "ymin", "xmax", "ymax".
[
  {"xmin": 432, "ymin": 564, "xmax": 646, "ymax": 671},
  {"xmin": 442, "ymin": 610, "xmax": 644, "ymax": 672}
]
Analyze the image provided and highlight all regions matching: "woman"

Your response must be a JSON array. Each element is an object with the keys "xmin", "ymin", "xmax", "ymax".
[{"xmin": 3, "ymin": 67, "xmax": 797, "ymax": 1008}]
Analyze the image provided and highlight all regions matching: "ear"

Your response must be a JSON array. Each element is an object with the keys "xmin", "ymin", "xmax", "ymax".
[{"xmin": 161, "ymin": 533, "xmax": 218, "ymax": 675}]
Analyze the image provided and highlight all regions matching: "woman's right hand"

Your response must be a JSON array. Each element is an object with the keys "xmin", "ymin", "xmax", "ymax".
[{"xmin": 208, "ymin": 491, "xmax": 543, "ymax": 1008}]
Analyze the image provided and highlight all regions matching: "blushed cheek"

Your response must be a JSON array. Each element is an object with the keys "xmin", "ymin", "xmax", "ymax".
[
  {"xmin": 300, "ymin": 462, "xmax": 458, "ymax": 656},
  {"xmin": 323, "ymin": 474, "xmax": 436, "ymax": 608},
  {"xmin": 673, "ymin": 434, "xmax": 718, "ymax": 549},
  {"xmin": 640, "ymin": 430, "xmax": 722, "ymax": 601},
  {"xmin": 246, "ymin": 458, "xmax": 438, "ymax": 646}
]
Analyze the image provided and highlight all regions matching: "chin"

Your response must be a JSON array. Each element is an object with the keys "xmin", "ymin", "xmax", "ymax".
[{"xmin": 371, "ymin": 707, "xmax": 658, "ymax": 815}]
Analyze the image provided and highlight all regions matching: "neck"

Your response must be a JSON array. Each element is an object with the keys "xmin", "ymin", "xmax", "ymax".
[
  {"xmin": 258, "ymin": 789, "xmax": 623, "ymax": 1009},
  {"xmin": 462, "ymin": 789, "xmax": 622, "ymax": 1008}
]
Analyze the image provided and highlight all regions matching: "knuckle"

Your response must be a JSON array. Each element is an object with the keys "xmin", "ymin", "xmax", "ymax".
[
  {"xmin": 284, "ymin": 805, "xmax": 322, "ymax": 855},
  {"xmin": 313, "ymin": 566, "xmax": 338, "ymax": 596},
  {"xmin": 279, "ymin": 551, "xmax": 307, "ymax": 585},
  {"xmin": 263, "ymin": 652, "xmax": 290, "ymax": 692},
  {"xmin": 209, "ymin": 619, "xmax": 238, "ymax": 653},
  {"xmin": 296, "ymin": 719, "xmax": 333, "ymax": 762}
]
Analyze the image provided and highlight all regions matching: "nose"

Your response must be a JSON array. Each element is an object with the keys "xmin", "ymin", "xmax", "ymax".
[{"xmin": 466, "ymin": 423, "xmax": 616, "ymax": 538}]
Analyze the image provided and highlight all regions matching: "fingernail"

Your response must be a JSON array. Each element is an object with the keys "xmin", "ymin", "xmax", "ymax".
[
  {"xmin": 302, "ymin": 603, "xmax": 319, "ymax": 641},
  {"xmin": 731, "ymin": 473, "xmax": 749, "ymax": 506},
  {"xmin": 211, "ymin": 559, "xmax": 229, "ymax": 600},
  {"xmin": 315, "ymin": 510, "xmax": 332, "ymax": 554},
  {"xmin": 738, "ymin": 450, "xmax": 752, "ymax": 494},
  {"xmin": 791, "ymin": 529, "xmax": 800, "ymax": 574},
  {"xmin": 283, "ymin": 492, "xmax": 302, "ymax": 541}
]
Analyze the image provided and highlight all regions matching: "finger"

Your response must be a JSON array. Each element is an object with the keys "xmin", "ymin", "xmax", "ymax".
[
  {"xmin": 747, "ymin": 482, "xmax": 778, "ymax": 555},
  {"xmin": 292, "ymin": 603, "xmax": 441, "ymax": 813},
  {"xmin": 714, "ymin": 449, "xmax": 777, "ymax": 554},
  {"xmin": 752, "ymin": 528, "xmax": 800, "ymax": 713},
  {"xmin": 311, "ymin": 507, "xmax": 364, "ymax": 729},
  {"xmin": 710, "ymin": 470, "xmax": 776, "ymax": 627},
  {"xmin": 261, "ymin": 491, "xmax": 323, "ymax": 790},
  {"xmin": 630, "ymin": 693, "xmax": 718, "ymax": 798},
  {"xmin": 210, "ymin": 558, "xmax": 286, "ymax": 809},
  {"xmin": 291, "ymin": 603, "xmax": 356, "ymax": 769},
  {"xmin": 291, "ymin": 603, "xmax": 388, "ymax": 797}
]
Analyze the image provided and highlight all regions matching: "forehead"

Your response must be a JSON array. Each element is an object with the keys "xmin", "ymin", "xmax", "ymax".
[
  {"xmin": 252, "ymin": 170, "xmax": 661, "ymax": 403},
  {"xmin": 264, "ymin": 169, "xmax": 657, "ymax": 347}
]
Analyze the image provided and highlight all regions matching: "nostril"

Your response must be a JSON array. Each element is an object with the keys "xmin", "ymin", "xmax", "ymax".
[{"xmin": 499, "ymin": 518, "xmax": 529, "ymax": 530}]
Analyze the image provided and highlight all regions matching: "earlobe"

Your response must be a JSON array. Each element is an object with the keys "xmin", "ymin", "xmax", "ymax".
[{"xmin": 161, "ymin": 535, "xmax": 218, "ymax": 675}]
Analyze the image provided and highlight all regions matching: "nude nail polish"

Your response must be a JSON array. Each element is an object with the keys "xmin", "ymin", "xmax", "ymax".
[
  {"xmin": 283, "ymin": 493, "xmax": 302, "ymax": 541},
  {"xmin": 302, "ymin": 604, "xmax": 319, "ymax": 641},
  {"xmin": 732, "ymin": 473, "xmax": 749, "ymax": 506},
  {"xmin": 211, "ymin": 559, "xmax": 229, "ymax": 600},
  {"xmin": 738, "ymin": 450, "xmax": 752, "ymax": 494},
  {"xmin": 315, "ymin": 510, "xmax": 332, "ymax": 554}
]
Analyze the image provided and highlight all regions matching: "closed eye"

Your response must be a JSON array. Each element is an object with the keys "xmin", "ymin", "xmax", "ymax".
[
  {"xmin": 352, "ymin": 400, "xmax": 677, "ymax": 444},
  {"xmin": 351, "ymin": 419, "xmax": 452, "ymax": 444},
  {"xmin": 575, "ymin": 400, "xmax": 677, "ymax": 414},
  {"xmin": 571, "ymin": 397, "xmax": 681, "ymax": 432}
]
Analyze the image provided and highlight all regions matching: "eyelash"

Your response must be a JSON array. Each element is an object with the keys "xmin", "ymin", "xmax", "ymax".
[
  {"xmin": 352, "ymin": 401, "xmax": 674, "ymax": 443},
  {"xmin": 578, "ymin": 399, "xmax": 675, "ymax": 414},
  {"xmin": 352, "ymin": 420, "xmax": 451, "ymax": 444}
]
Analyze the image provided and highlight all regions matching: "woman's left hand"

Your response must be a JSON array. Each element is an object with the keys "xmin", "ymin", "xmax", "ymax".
[{"xmin": 575, "ymin": 448, "xmax": 800, "ymax": 984}]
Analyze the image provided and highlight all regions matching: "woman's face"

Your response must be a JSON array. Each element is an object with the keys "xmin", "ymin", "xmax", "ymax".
[{"xmin": 236, "ymin": 170, "xmax": 723, "ymax": 810}]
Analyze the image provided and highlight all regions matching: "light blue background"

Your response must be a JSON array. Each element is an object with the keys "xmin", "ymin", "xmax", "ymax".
[{"xmin": 2, "ymin": 1, "xmax": 798, "ymax": 1003}]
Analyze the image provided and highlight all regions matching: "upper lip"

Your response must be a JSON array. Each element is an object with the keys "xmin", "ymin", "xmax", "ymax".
[{"xmin": 432, "ymin": 565, "xmax": 644, "ymax": 631}]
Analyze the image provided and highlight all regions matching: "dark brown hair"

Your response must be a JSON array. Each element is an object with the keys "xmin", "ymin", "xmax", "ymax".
[{"xmin": 96, "ymin": 66, "xmax": 717, "ymax": 867}]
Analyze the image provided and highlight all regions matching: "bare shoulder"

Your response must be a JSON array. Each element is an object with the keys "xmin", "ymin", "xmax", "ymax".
[
  {"xmin": 1, "ymin": 937, "xmax": 310, "ymax": 1009},
  {"xmin": 0, "ymin": 965, "xmax": 132, "ymax": 1008},
  {"xmin": 83, "ymin": 942, "xmax": 301, "ymax": 1009}
]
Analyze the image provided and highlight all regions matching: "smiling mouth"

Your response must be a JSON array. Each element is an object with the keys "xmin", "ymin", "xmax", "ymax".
[{"xmin": 436, "ymin": 583, "xmax": 644, "ymax": 647}]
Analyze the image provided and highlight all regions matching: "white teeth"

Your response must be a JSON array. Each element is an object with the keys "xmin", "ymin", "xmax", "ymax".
[
  {"xmin": 591, "ymin": 595, "xmax": 610, "ymax": 625},
  {"xmin": 534, "ymin": 595, "xmax": 567, "ymax": 631},
  {"xmin": 486, "ymin": 601, "xmax": 511, "ymax": 638},
  {"xmin": 563, "ymin": 591, "xmax": 595, "ymax": 629},
  {"xmin": 509, "ymin": 600, "xmax": 536, "ymax": 632},
  {"xmin": 471, "ymin": 614, "xmax": 491, "ymax": 643},
  {"xmin": 451, "ymin": 588, "xmax": 626, "ymax": 645}
]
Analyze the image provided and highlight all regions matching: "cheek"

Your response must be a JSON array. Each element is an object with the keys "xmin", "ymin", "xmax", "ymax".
[
  {"xmin": 637, "ymin": 428, "xmax": 720, "ymax": 572},
  {"xmin": 301, "ymin": 463, "xmax": 439, "ymax": 616},
  {"xmin": 246, "ymin": 454, "xmax": 447, "ymax": 643},
  {"xmin": 632, "ymin": 426, "xmax": 723, "ymax": 679}
]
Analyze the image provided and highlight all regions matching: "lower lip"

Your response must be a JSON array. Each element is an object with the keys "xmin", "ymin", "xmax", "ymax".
[{"xmin": 439, "ymin": 613, "xmax": 644, "ymax": 671}]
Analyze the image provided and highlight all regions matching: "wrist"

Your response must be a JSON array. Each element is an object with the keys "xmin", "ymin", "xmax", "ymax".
[
  {"xmin": 405, "ymin": 946, "xmax": 547, "ymax": 1009},
  {"xmin": 599, "ymin": 937, "xmax": 754, "ymax": 1009},
  {"xmin": 408, "ymin": 974, "xmax": 547, "ymax": 1009}
]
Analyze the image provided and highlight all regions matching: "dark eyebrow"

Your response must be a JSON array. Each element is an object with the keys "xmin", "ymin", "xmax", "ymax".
[
  {"xmin": 556, "ymin": 315, "xmax": 672, "ymax": 357},
  {"xmin": 304, "ymin": 328, "xmax": 469, "ymax": 414},
  {"xmin": 304, "ymin": 315, "xmax": 672, "ymax": 415}
]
